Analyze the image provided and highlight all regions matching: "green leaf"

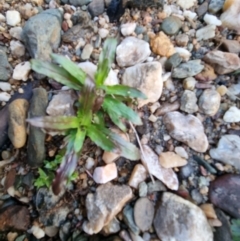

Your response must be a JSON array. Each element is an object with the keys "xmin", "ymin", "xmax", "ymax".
[
  {"xmin": 51, "ymin": 54, "xmax": 86, "ymax": 86},
  {"xmin": 44, "ymin": 155, "xmax": 63, "ymax": 170},
  {"xmin": 95, "ymin": 38, "xmax": 117, "ymax": 86},
  {"xmin": 87, "ymin": 124, "xmax": 116, "ymax": 151},
  {"xmin": 27, "ymin": 116, "xmax": 79, "ymax": 131},
  {"xmin": 231, "ymin": 219, "xmax": 240, "ymax": 241},
  {"xmin": 74, "ymin": 128, "xmax": 86, "ymax": 153},
  {"xmin": 30, "ymin": 59, "xmax": 82, "ymax": 90},
  {"xmin": 93, "ymin": 111, "xmax": 105, "ymax": 127},
  {"xmin": 102, "ymin": 96, "xmax": 142, "ymax": 130},
  {"xmin": 34, "ymin": 168, "xmax": 53, "ymax": 189},
  {"xmin": 102, "ymin": 85, "xmax": 147, "ymax": 99}
]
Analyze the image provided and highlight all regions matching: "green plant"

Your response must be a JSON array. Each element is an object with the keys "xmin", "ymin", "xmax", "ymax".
[
  {"xmin": 231, "ymin": 219, "xmax": 240, "ymax": 241},
  {"xmin": 28, "ymin": 38, "xmax": 146, "ymax": 195}
]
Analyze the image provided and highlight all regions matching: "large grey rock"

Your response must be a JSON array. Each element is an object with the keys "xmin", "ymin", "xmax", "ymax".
[
  {"xmin": 69, "ymin": 0, "xmax": 91, "ymax": 6},
  {"xmin": 27, "ymin": 87, "xmax": 48, "ymax": 167},
  {"xmin": 0, "ymin": 47, "xmax": 12, "ymax": 81},
  {"xmin": 22, "ymin": 9, "xmax": 62, "ymax": 61},
  {"xmin": 154, "ymin": 192, "xmax": 213, "ymax": 241}
]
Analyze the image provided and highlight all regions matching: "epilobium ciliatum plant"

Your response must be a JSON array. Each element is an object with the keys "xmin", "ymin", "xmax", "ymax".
[{"xmin": 28, "ymin": 38, "xmax": 146, "ymax": 195}]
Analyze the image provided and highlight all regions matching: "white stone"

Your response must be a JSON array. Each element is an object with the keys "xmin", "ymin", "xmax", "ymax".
[
  {"xmin": 0, "ymin": 92, "xmax": 11, "ymax": 102},
  {"xmin": 223, "ymin": 106, "xmax": 240, "ymax": 122},
  {"xmin": 0, "ymin": 82, "xmax": 11, "ymax": 91},
  {"xmin": 6, "ymin": 10, "xmax": 21, "ymax": 26},
  {"xmin": 174, "ymin": 146, "xmax": 188, "ymax": 159},
  {"xmin": 9, "ymin": 27, "xmax": 23, "ymax": 40},
  {"xmin": 0, "ymin": 13, "xmax": 6, "ymax": 22},
  {"xmin": 116, "ymin": 37, "xmax": 151, "ymax": 67},
  {"xmin": 81, "ymin": 44, "xmax": 93, "ymax": 60},
  {"xmin": 174, "ymin": 47, "xmax": 191, "ymax": 61},
  {"xmin": 204, "ymin": 13, "xmax": 222, "ymax": 26},
  {"xmin": 128, "ymin": 164, "xmax": 147, "ymax": 189},
  {"xmin": 177, "ymin": 0, "xmax": 197, "ymax": 9},
  {"xmin": 10, "ymin": 40, "xmax": 25, "ymax": 57},
  {"xmin": 122, "ymin": 62, "xmax": 163, "ymax": 108},
  {"xmin": 12, "ymin": 62, "xmax": 31, "ymax": 81},
  {"xmin": 196, "ymin": 25, "xmax": 216, "ymax": 41},
  {"xmin": 149, "ymin": 102, "xmax": 160, "ymax": 113},
  {"xmin": 31, "ymin": 226, "xmax": 45, "ymax": 239},
  {"xmin": 85, "ymin": 157, "xmax": 95, "ymax": 170},
  {"xmin": 183, "ymin": 10, "xmax": 197, "ymax": 20},
  {"xmin": 121, "ymin": 22, "xmax": 136, "ymax": 36},
  {"xmin": 93, "ymin": 163, "xmax": 118, "ymax": 184},
  {"xmin": 98, "ymin": 28, "xmax": 109, "ymax": 39}
]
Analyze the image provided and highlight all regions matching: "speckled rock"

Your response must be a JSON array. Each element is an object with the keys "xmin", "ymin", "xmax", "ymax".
[
  {"xmin": 180, "ymin": 90, "xmax": 198, "ymax": 114},
  {"xmin": 0, "ymin": 47, "xmax": 12, "ymax": 81},
  {"xmin": 163, "ymin": 111, "xmax": 208, "ymax": 152}
]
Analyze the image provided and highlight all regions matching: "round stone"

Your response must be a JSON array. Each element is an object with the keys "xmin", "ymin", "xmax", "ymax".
[{"xmin": 161, "ymin": 16, "xmax": 182, "ymax": 35}]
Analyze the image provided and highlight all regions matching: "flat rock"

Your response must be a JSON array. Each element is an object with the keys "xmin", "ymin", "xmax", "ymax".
[
  {"xmin": 196, "ymin": 25, "xmax": 216, "ymax": 41},
  {"xmin": 154, "ymin": 192, "xmax": 213, "ymax": 241},
  {"xmin": 223, "ymin": 106, "xmax": 240, "ymax": 122},
  {"xmin": 141, "ymin": 145, "xmax": 179, "ymax": 190},
  {"xmin": 220, "ymin": 39, "xmax": 240, "ymax": 54},
  {"xmin": 172, "ymin": 60, "xmax": 204, "ymax": 78},
  {"xmin": 134, "ymin": 197, "xmax": 154, "ymax": 232},
  {"xmin": 83, "ymin": 183, "xmax": 132, "ymax": 234},
  {"xmin": 27, "ymin": 87, "xmax": 48, "ymax": 167},
  {"xmin": 128, "ymin": 164, "xmax": 147, "ymax": 189},
  {"xmin": 203, "ymin": 50, "xmax": 240, "ymax": 74},
  {"xmin": 116, "ymin": 37, "xmax": 151, "ymax": 67},
  {"xmin": 159, "ymin": 152, "xmax": 187, "ymax": 168},
  {"xmin": 210, "ymin": 134, "xmax": 240, "ymax": 170},
  {"xmin": 0, "ymin": 47, "xmax": 12, "ymax": 81},
  {"xmin": 209, "ymin": 174, "xmax": 240, "ymax": 218},
  {"xmin": 122, "ymin": 62, "xmax": 163, "ymax": 108},
  {"xmin": 163, "ymin": 111, "xmax": 208, "ymax": 152},
  {"xmin": 22, "ymin": 9, "xmax": 62, "ymax": 61},
  {"xmin": 8, "ymin": 99, "xmax": 29, "ymax": 148},
  {"xmin": 12, "ymin": 62, "xmax": 31, "ymax": 81},
  {"xmin": 0, "ymin": 205, "xmax": 30, "ymax": 231},
  {"xmin": 198, "ymin": 89, "xmax": 221, "ymax": 116},
  {"xmin": 180, "ymin": 90, "xmax": 198, "ymax": 114},
  {"xmin": 150, "ymin": 31, "xmax": 175, "ymax": 57}
]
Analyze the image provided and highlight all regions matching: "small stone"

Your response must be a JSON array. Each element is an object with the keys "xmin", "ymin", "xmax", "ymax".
[
  {"xmin": 93, "ymin": 163, "xmax": 117, "ymax": 184},
  {"xmin": 0, "ymin": 48, "xmax": 13, "ymax": 82},
  {"xmin": 196, "ymin": 25, "xmax": 216, "ymax": 41},
  {"xmin": 6, "ymin": 10, "xmax": 21, "ymax": 26},
  {"xmin": 172, "ymin": 60, "xmax": 204, "ymax": 79},
  {"xmin": 128, "ymin": 164, "xmax": 147, "ymax": 189},
  {"xmin": 176, "ymin": 0, "xmax": 197, "ymax": 9},
  {"xmin": 12, "ymin": 62, "xmax": 31, "ymax": 81},
  {"xmin": 175, "ymin": 33, "xmax": 189, "ymax": 47},
  {"xmin": 7, "ymin": 232, "xmax": 18, "ymax": 241},
  {"xmin": 150, "ymin": 32, "xmax": 175, "ymax": 57},
  {"xmin": 134, "ymin": 198, "xmax": 154, "ymax": 232},
  {"xmin": 159, "ymin": 152, "xmax": 187, "ymax": 168},
  {"xmin": 0, "ymin": 82, "xmax": 11, "ymax": 91},
  {"xmin": 204, "ymin": 13, "xmax": 222, "ymax": 26},
  {"xmin": 183, "ymin": 77, "xmax": 196, "ymax": 90},
  {"xmin": 85, "ymin": 157, "xmax": 95, "ymax": 170},
  {"xmin": 209, "ymin": 174, "xmax": 240, "ymax": 218},
  {"xmin": 161, "ymin": 16, "xmax": 182, "ymax": 35},
  {"xmin": 69, "ymin": 0, "xmax": 91, "ymax": 6},
  {"xmin": 0, "ymin": 92, "xmax": 11, "ymax": 102},
  {"xmin": 154, "ymin": 192, "xmax": 213, "ymax": 241},
  {"xmin": 203, "ymin": 50, "xmax": 240, "ymax": 74},
  {"xmin": 220, "ymin": 39, "xmax": 240, "ymax": 54},
  {"xmin": 81, "ymin": 44, "xmax": 93, "ymax": 60},
  {"xmin": 165, "ymin": 53, "xmax": 182, "ymax": 71},
  {"xmin": 31, "ymin": 226, "xmax": 45, "ymax": 239},
  {"xmin": 174, "ymin": 146, "xmax": 188, "ymax": 159},
  {"xmin": 195, "ymin": 64, "xmax": 217, "ymax": 82},
  {"xmin": 223, "ymin": 106, "xmax": 240, "ymax": 122},
  {"xmin": 174, "ymin": 47, "xmax": 191, "ymax": 61},
  {"xmin": 121, "ymin": 22, "xmax": 136, "ymax": 36},
  {"xmin": 200, "ymin": 204, "xmax": 217, "ymax": 219},
  {"xmin": 9, "ymin": 27, "xmax": 23, "ymax": 40},
  {"xmin": 83, "ymin": 183, "xmax": 132, "ymax": 234},
  {"xmin": 180, "ymin": 90, "xmax": 198, "ymax": 114},
  {"xmin": 116, "ymin": 37, "xmax": 151, "ymax": 67},
  {"xmin": 122, "ymin": 62, "xmax": 163, "ymax": 108},
  {"xmin": 8, "ymin": 99, "xmax": 29, "ymax": 148},
  {"xmin": 10, "ymin": 40, "xmax": 25, "ymax": 58},
  {"xmin": 155, "ymin": 101, "xmax": 180, "ymax": 116},
  {"xmin": 44, "ymin": 226, "xmax": 58, "ymax": 238},
  {"xmin": 102, "ymin": 217, "xmax": 120, "ymax": 235},
  {"xmin": 19, "ymin": 3, "xmax": 38, "ymax": 20},
  {"xmin": 147, "ymin": 180, "xmax": 166, "ymax": 193},
  {"xmin": 210, "ymin": 135, "xmax": 240, "ymax": 170},
  {"xmin": 98, "ymin": 28, "xmax": 109, "ymax": 39},
  {"xmin": 88, "ymin": 0, "xmax": 104, "ymax": 17},
  {"xmin": 0, "ymin": 13, "xmax": 6, "ymax": 22},
  {"xmin": 123, "ymin": 204, "xmax": 140, "ymax": 235},
  {"xmin": 197, "ymin": 1, "xmax": 208, "ymax": 16},
  {"xmin": 209, "ymin": 0, "xmax": 225, "ymax": 13},
  {"xmin": 163, "ymin": 111, "xmax": 208, "ymax": 152},
  {"xmin": 139, "ymin": 182, "xmax": 148, "ymax": 197}
]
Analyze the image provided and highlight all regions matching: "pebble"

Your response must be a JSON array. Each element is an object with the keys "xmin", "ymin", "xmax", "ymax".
[
  {"xmin": 223, "ymin": 106, "xmax": 240, "ymax": 122},
  {"xmin": 141, "ymin": 145, "xmax": 179, "ymax": 190},
  {"xmin": 183, "ymin": 10, "xmax": 197, "ymax": 20},
  {"xmin": 138, "ymin": 182, "xmax": 148, "ymax": 197},
  {"xmin": 123, "ymin": 204, "xmax": 140, "ymax": 235},
  {"xmin": 210, "ymin": 135, "xmax": 240, "ymax": 170},
  {"xmin": 150, "ymin": 32, "xmax": 176, "ymax": 57},
  {"xmin": 216, "ymin": 85, "xmax": 227, "ymax": 96},
  {"xmin": 175, "ymin": 33, "xmax": 189, "ymax": 47},
  {"xmin": 155, "ymin": 101, "xmax": 180, "ymax": 116},
  {"xmin": 83, "ymin": 183, "xmax": 132, "ymax": 234},
  {"xmin": 154, "ymin": 192, "xmax": 213, "ymax": 241},
  {"xmin": 6, "ymin": 10, "xmax": 21, "ymax": 26},
  {"xmin": 122, "ymin": 62, "xmax": 163, "ymax": 108},
  {"xmin": 19, "ymin": 3, "xmax": 38, "ymax": 20},
  {"xmin": 12, "ymin": 62, "xmax": 31, "ymax": 81},
  {"xmin": 69, "ymin": 0, "xmax": 91, "ymax": 6},
  {"xmin": 147, "ymin": 180, "xmax": 166, "ymax": 193},
  {"xmin": 0, "ymin": 82, "xmax": 11, "ymax": 91},
  {"xmin": 128, "ymin": 164, "xmax": 148, "ymax": 189},
  {"xmin": 81, "ymin": 44, "xmax": 93, "ymax": 60},
  {"xmin": 197, "ymin": 1, "xmax": 208, "ymax": 16},
  {"xmin": 176, "ymin": 0, "xmax": 197, "ymax": 9},
  {"xmin": 209, "ymin": 174, "xmax": 240, "ymax": 218},
  {"xmin": 102, "ymin": 218, "xmax": 120, "ymax": 235},
  {"xmin": 7, "ymin": 232, "xmax": 18, "ymax": 241},
  {"xmin": 10, "ymin": 40, "xmax": 25, "ymax": 58},
  {"xmin": 161, "ymin": 16, "xmax": 182, "ymax": 35},
  {"xmin": 121, "ymin": 22, "xmax": 136, "ymax": 36},
  {"xmin": 98, "ymin": 28, "xmax": 109, "ymax": 38},
  {"xmin": 174, "ymin": 146, "xmax": 188, "ymax": 159},
  {"xmin": 165, "ymin": 53, "xmax": 182, "ymax": 71},
  {"xmin": 196, "ymin": 25, "xmax": 216, "ymax": 41},
  {"xmin": 134, "ymin": 197, "xmax": 154, "ymax": 232},
  {"xmin": 183, "ymin": 77, "xmax": 196, "ymax": 90},
  {"xmin": 204, "ymin": 50, "xmax": 240, "ymax": 75},
  {"xmin": 200, "ymin": 204, "xmax": 217, "ymax": 219},
  {"xmin": 163, "ymin": 111, "xmax": 208, "ymax": 152},
  {"xmin": 85, "ymin": 157, "xmax": 95, "ymax": 170},
  {"xmin": 0, "ymin": 48, "xmax": 13, "ymax": 81},
  {"xmin": 0, "ymin": 13, "xmax": 5, "ymax": 22},
  {"xmin": 195, "ymin": 64, "xmax": 217, "ymax": 82},
  {"xmin": 159, "ymin": 152, "xmax": 187, "ymax": 168},
  {"xmin": 174, "ymin": 47, "xmax": 191, "ymax": 61},
  {"xmin": 116, "ymin": 37, "xmax": 151, "ymax": 67},
  {"xmin": 198, "ymin": 89, "xmax": 221, "ymax": 116},
  {"xmin": 88, "ymin": 0, "xmax": 105, "ymax": 17},
  {"xmin": 0, "ymin": 92, "xmax": 11, "ymax": 102},
  {"xmin": 31, "ymin": 226, "xmax": 45, "ymax": 239},
  {"xmin": 209, "ymin": 0, "xmax": 225, "ymax": 13},
  {"xmin": 220, "ymin": 39, "xmax": 240, "ymax": 54},
  {"xmin": 203, "ymin": 13, "xmax": 222, "ymax": 26},
  {"xmin": 180, "ymin": 90, "xmax": 198, "ymax": 114},
  {"xmin": 172, "ymin": 60, "xmax": 204, "ymax": 79},
  {"xmin": 8, "ymin": 99, "xmax": 29, "ymax": 148},
  {"xmin": 9, "ymin": 27, "xmax": 23, "ymax": 40},
  {"xmin": 93, "ymin": 163, "xmax": 118, "ymax": 184},
  {"xmin": 44, "ymin": 226, "xmax": 59, "ymax": 238}
]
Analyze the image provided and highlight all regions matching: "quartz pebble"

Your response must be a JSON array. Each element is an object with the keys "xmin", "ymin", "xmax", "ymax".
[
  {"xmin": 0, "ymin": 82, "xmax": 11, "ymax": 91},
  {"xmin": 6, "ymin": 10, "xmax": 21, "ymax": 26},
  {"xmin": 0, "ymin": 92, "xmax": 11, "ymax": 102},
  {"xmin": 9, "ymin": 27, "xmax": 23, "ymax": 40},
  {"xmin": 176, "ymin": 0, "xmax": 197, "ymax": 9},
  {"xmin": 174, "ymin": 47, "xmax": 191, "ymax": 61},
  {"xmin": 128, "ymin": 164, "xmax": 147, "ymax": 189},
  {"xmin": 85, "ymin": 157, "xmax": 95, "ymax": 170},
  {"xmin": 121, "ymin": 22, "xmax": 136, "ymax": 36},
  {"xmin": 196, "ymin": 25, "xmax": 216, "ymax": 41},
  {"xmin": 93, "ymin": 163, "xmax": 117, "ymax": 184},
  {"xmin": 203, "ymin": 13, "xmax": 222, "ymax": 26},
  {"xmin": 159, "ymin": 152, "xmax": 187, "ymax": 168},
  {"xmin": 183, "ymin": 77, "xmax": 196, "ymax": 90},
  {"xmin": 98, "ymin": 28, "xmax": 109, "ymax": 38},
  {"xmin": 10, "ymin": 40, "xmax": 25, "ymax": 57},
  {"xmin": 81, "ymin": 44, "xmax": 93, "ymax": 60},
  {"xmin": 12, "ymin": 62, "xmax": 31, "ymax": 81},
  {"xmin": 180, "ymin": 90, "xmax": 198, "ymax": 114},
  {"xmin": 175, "ymin": 146, "xmax": 188, "ymax": 159},
  {"xmin": 223, "ymin": 106, "xmax": 240, "ymax": 122}
]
